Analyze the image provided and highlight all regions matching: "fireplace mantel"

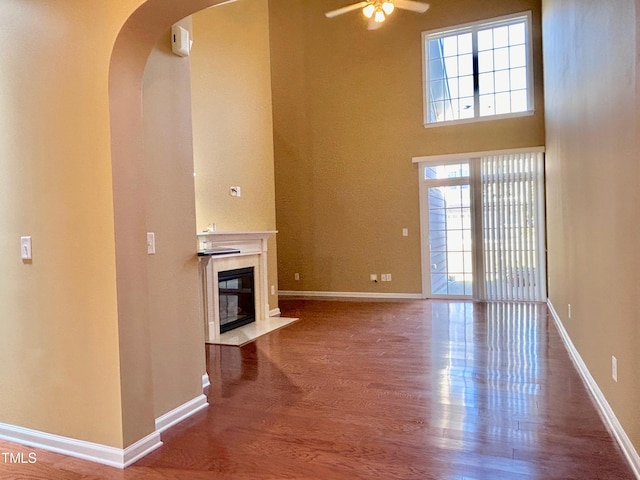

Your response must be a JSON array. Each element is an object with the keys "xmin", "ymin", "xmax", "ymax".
[
  {"xmin": 197, "ymin": 231, "xmax": 276, "ymax": 343},
  {"xmin": 197, "ymin": 230, "xmax": 276, "ymax": 242}
]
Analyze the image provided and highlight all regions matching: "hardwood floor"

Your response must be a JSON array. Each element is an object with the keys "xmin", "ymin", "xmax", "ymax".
[{"xmin": 0, "ymin": 299, "xmax": 635, "ymax": 479}]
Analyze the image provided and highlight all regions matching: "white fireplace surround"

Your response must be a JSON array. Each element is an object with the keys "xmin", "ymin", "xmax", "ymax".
[{"xmin": 197, "ymin": 231, "xmax": 276, "ymax": 343}]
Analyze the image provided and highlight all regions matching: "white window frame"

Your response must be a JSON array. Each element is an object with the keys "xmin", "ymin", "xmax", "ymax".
[{"xmin": 422, "ymin": 11, "xmax": 534, "ymax": 127}]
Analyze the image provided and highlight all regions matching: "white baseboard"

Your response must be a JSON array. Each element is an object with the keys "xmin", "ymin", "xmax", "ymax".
[
  {"xmin": 154, "ymin": 394, "xmax": 208, "ymax": 434},
  {"xmin": 0, "ymin": 392, "xmax": 208, "ymax": 469},
  {"xmin": 547, "ymin": 299, "xmax": 640, "ymax": 479},
  {"xmin": 269, "ymin": 308, "xmax": 282, "ymax": 317},
  {"xmin": 0, "ymin": 422, "xmax": 162, "ymax": 469},
  {"xmin": 278, "ymin": 290, "xmax": 422, "ymax": 300},
  {"xmin": 122, "ymin": 432, "xmax": 164, "ymax": 468},
  {"xmin": 202, "ymin": 373, "xmax": 210, "ymax": 390}
]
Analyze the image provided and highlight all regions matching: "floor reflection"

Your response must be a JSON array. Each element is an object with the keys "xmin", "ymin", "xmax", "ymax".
[
  {"xmin": 218, "ymin": 342, "xmax": 259, "ymax": 398},
  {"xmin": 135, "ymin": 299, "xmax": 633, "ymax": 479},
  {"xmin": 429, "ymin": 301, "xmax": 545, "ymax": 476}
]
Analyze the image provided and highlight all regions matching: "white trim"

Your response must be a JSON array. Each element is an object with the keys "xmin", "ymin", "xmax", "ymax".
[
  {"xmin": 547, "ymin": 299, "xmax": 640, "ymax": 479},
  {"xmin": 0, "ymin": 423, "xmax": 162, "ymax": 469},
  {"xmin": 413, "ymin": 146, "xmax": 545, "ymax": 164},
  {"xmin": 418, "ymin": 160, "xmax": 475, "ymax": 300},
  {"xmin": 154, "ymin": 394, "xmax": 208, "ymax": 434},
  {"xmin": 202, "ymin": 373, "xmax": 210, "ymax": 389},
  {"xmin": 422, "ymin": 11, "xmax": 534, "ymax": 125},
  {"xmin": 422, "ymin": 110, "xmax": 535, "ymax": 129},
  {"xmin": 418, "ymin": 164, "xmax": 429, "ymax": 299},
  {"xmin": 423, "ymin": 10, "xmax": 534, "ymax": 37},
  {"xmin": 0, "ymin": 396, "xmax": 209, "ymax": 469},
  {"xmin": 278, "ymin": 290, "xmax": 422, "ymax": 300},
  {"xmin": 122, "ymin": 432, "xmax": 164, "ymax": 468},
  {"xmin": 196, "ymin": 230, "xmax": 277, "ymax": 240},
  {"xmin": 269, "ymin": 308, "xmax": 282, "ymax": 317}
]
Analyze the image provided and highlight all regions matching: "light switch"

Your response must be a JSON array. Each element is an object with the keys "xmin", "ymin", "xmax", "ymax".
[
  {"xmin": 21, "ymin": 236, "xmax": 32, "ymax": 260},
  {"xmin": 402, "ymin": 228, "xmax": 409, "ymax": 237},
  {"xmin": 147, "ymin": 232, "xmax": 156, "ymax": 255}
]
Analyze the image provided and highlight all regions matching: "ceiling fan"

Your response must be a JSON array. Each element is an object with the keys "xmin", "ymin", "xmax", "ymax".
[{"xmin": 325, "ymin": 0, "xmax": 430, "ymax": 29}]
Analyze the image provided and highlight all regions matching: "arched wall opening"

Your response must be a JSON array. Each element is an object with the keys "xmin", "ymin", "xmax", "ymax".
[{"xmin": 108, "ymin": 0, "xmax": 230, "ymax": 448}]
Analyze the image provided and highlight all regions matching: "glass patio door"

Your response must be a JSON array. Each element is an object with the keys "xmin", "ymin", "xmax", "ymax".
[
  {"xmin": 418, "ymin": 150, "xmax": 546, "ymax": 301},
  {"xmin": 423, "ymin": 163, "xmax": 474, "ymax": 298}
]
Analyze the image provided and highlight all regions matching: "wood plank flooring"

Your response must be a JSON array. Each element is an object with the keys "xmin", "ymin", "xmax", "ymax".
[{"xmin": 0, "ymin": 299, "xmax": 635, "ymax": 479}]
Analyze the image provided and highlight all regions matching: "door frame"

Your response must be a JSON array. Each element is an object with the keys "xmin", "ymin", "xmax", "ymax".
[
  {"xmin": 418, "ymin": 159, "xmax": 477, "ymax": 300},
  {"xmin": 415, "ymin": 147, "xmax": 546, "ymax": 301}
]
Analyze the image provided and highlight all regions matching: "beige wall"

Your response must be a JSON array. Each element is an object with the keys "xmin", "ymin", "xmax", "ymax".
[
  {"xmin": 0, "ymin": 0, "xmax": 140, "ymax": 449},
  {"xmin": 543, "ymin": 0, "xmax": 640, "ymax": 450},
  {"xmin": 0, "ymin": 0, "xmax": 228, "ymax": 451},
  {"xmin": 269, "ymin": 0, "xmax": 545, "ymax": 294},
  {"xmin": 191, "ymin": 0, "xmax": 279, "ymax": 310},
  {"xmin": 143, "ymin": 19, "xmax": 205, "ymax": 421}
]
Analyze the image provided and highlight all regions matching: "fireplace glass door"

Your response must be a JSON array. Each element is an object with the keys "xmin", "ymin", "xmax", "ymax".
[{"xmin": 218, "ymin": 267, "xmax": 255, "ymax": 333}]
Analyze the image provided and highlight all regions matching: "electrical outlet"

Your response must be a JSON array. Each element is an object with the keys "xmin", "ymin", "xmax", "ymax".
[
  {"xmin": 386, "ymin": 273, "xmax": 392, "ymax": 282},
  {"xmin": 402, "ymin": 228, "xmax": 408, "ymax": 237},
  {"xmin": 230, "ymin": 186, "xmax": 242, "ymax": 197},
  {"xmin": 612, "ymin": 356, "xmax": 618, "ymax": 382},
  {"xmin": 294, "ymin": 273, "xmax": 300, "ymax": 281},
  {"xmin": 271, "ymin": 285, "xmax": 275, "ymax": 295},
  {"xmin": 370, "ymin": 274, "xmax": 378, "ymax": 283}
]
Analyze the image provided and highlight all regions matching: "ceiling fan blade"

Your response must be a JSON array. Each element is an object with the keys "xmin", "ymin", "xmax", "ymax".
[
  {"xmin": 394, "ymin": 0, "xmax": 430, "ymax": 13},
  {"xmin": 325, "ymin": 1, "xmax": 371, "ymax": 18}
]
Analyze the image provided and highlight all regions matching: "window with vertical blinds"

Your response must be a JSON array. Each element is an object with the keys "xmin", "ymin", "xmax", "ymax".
[{"xmin": 481, "ymin": 151, "xmax": 546, "ymax": 301}]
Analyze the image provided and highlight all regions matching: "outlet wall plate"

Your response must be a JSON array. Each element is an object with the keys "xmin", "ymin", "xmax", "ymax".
[
  {"xmin": 147, "ymin": 232, "xmax": 156, "ymax": 255},
  {"xmin": 21, "ymin": 236, "xmax": 32, "ymax": 260}
]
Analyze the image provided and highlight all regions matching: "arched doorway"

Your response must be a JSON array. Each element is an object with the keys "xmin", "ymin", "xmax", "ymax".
[{"xmin": 108, "ymin": 0, "xmax": 230, "ymax": 459}]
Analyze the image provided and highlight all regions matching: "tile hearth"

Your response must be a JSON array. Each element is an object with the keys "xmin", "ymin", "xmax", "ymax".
[{"xmin": 213, "ymin": 316, "xmax": 299, "ymax": 346}]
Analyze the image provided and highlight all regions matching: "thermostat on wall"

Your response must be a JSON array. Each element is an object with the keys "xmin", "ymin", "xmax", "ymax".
[{"xmin": 171, "ymin": 24, "xmax": 191, "ymax": 57}]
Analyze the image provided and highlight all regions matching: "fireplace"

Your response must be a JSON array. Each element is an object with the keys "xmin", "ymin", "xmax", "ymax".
[
  {"xmin": 218, "ymin": 267, "xmax": 255, "ymax": 333},
  {"xmin": 197, "ymin": 230, "xmax": 276, "ymax": 343}
]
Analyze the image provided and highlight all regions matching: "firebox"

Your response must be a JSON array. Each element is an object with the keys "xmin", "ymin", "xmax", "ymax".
[{"xmin": 218, "ymin": 267, "xmax": 255, "ymax": 333}]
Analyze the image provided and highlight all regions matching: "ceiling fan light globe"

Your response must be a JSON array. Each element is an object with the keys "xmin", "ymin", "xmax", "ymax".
[
  {"xmin": 374, "ymin": 8, "xmax": 386, "ymax": 22},
  {"xmin": 362, "ymin": 4, "xmax": 375, "ymax": 18},
  {"xmin": 382, "ymin": 1, "xmax": 395, "ymax": 15}
]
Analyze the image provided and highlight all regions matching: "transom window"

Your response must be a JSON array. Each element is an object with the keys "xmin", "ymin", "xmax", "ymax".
[{"xmin": 423, "ymin": 12, "xmax": 533, "ymax": 125}]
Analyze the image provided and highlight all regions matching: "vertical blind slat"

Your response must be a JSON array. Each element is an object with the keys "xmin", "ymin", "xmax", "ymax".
[{"xmin": 480, "ymin": 151, "xmax": 545, "ymax": 302}]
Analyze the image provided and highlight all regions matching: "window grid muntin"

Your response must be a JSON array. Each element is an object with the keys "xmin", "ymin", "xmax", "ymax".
[
  {"xmin": 427, "ymin": 31, "xmax": 474, "ymax": 122},
  {"xmin": 424, "ymin": 13, "xmax": 532, "ymax": 125},
  {"xmin": 477, "ymin": 20, "xmax": 528, "ymax": 117}
]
